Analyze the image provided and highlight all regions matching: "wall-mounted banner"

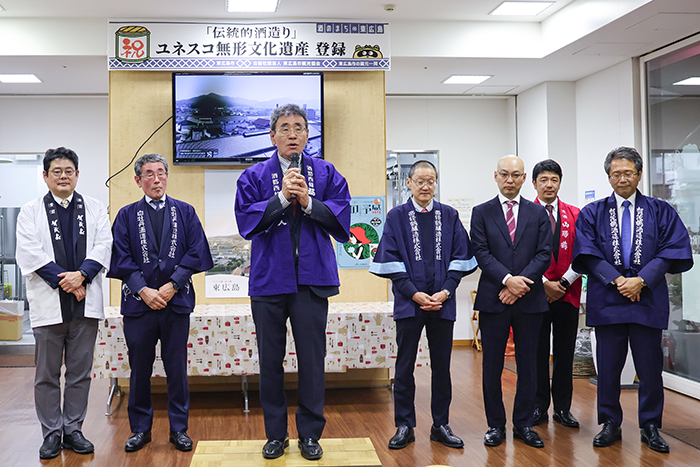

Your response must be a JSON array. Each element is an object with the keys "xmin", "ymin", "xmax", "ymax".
[
  {"xmin": 109, "ymin": 21, "xmax": 391, "ymax": 71},
  {"xmin": 336, "ymin": 196, "xmax": 386, "ymax": 269}
]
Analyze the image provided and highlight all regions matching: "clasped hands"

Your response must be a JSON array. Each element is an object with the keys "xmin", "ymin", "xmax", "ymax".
[
  {"xmin": 412, "ymin": 290, "xmax": 449, "ymax": 311},
  {"xmin": 57, "ymin": 270, "xmax": 86, "ymax": 301},
  {"xmin": 499, "ymin": 276, "xmax": 533, "ymax": 305},
  {"xmin": 544, "ymin": 279, "xmax": 567, "ymax": 303},
  {"xmin": 614, "ymin": 275, "xmax": 644, "ymax": 302},
  {"xmin": 139, "ymin": 282, "xmax": 177, "ymax": 310},
  {"xmin": 282, "ymin": 168, "xmax": 310, "ymax": 208}
]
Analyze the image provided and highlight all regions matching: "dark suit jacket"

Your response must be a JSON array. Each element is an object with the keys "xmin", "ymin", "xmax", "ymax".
[{"xmin": 471, "ymin": 196, "xmax": 552, "ymax": 314}]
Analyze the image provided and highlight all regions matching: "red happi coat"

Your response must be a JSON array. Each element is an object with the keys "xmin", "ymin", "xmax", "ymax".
[{"xmin": 536, "ymin": 198, "xmax": 582, "ymax": 308}]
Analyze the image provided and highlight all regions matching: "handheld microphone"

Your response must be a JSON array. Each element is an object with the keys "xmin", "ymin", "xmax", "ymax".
[{"xmin": 289, "ymin": 152, "xmax": 300, "ymax": 199}]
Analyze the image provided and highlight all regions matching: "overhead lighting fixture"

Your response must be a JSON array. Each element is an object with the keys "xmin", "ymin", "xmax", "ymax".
[
  {"xmin": 490, "ymin": 1, "xmax": 554, "ymax": 16},
  {"xmin": 0, "ymin": 5, "xmax": 5, "ymax": 12},
  {"xmin": 227, "ymin": 0, "xmax": 280, "ymax": 12},
  {"xmin": 673, "ymin": 77, "xmax": 700, "ymax": 86},
  {"xmin": 442, "ymin": 75, "xmax": 492, "ymax": 85},
  {"xmin": 0, "ymin": 74, "xmax": 42, "ymax": 84}
]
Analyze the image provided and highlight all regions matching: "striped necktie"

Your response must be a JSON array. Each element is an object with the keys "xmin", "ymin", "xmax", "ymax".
[
  {"xmin": 545, "ymin": 204, "xmax": 556, "ymax": 234},
  {"xmin": 506, "ymin": 200, "xmax": 516, "ymax": 242}
]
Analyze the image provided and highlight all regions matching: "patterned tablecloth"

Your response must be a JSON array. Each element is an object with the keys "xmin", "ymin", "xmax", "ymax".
[{"xmin": 93, "ymin": 302, "xmax": 430, "ymax": 378}]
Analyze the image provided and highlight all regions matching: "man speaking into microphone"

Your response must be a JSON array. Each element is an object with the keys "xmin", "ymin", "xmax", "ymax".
[{"xmin": 235, "ymin": 104, "xmax": 351, "ymax": 461}]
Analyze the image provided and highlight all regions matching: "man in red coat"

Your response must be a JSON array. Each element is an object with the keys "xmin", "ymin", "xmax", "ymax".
[{"xmin": 531, "ymin": 159, "xmax": 583, "ymax": 429}]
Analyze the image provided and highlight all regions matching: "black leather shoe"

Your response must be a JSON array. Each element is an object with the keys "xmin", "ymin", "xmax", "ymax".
[
  {"xmin": 39, "ymin": 433, "xmax": 62, "ymax": 459},
  {"xmin": 513, "ymin": 427, "xmax": 545, "ymax": 448},
  {"xmin": 62, "ymin": 431, "xmax": 94, "ymax": 454},
  {"xmin": 532, "ymin": 407, "xmax": 548, "ymax": 426},
  {"xmin": 169, "ymin": 431, "xmax": 193, "ymax": 452},
  {"xmin": 640, "ymin": 424, "xmax": 669, "ymax": 453},
  {"xmin": 125, "ymin": 432, "xmax": 152, "ymax": 452},
  {"xmin": 484, "ymin": 427, "xmax": 506, "ymax": 447},
  {"xmin": 593, "ymin": 422, "xmax": 622, "ymax": 447},
  {"xmin": 298, "ymin": 438, "xmax": 323, "ymax": 460},
  {"xmin": 388, "ymin": 425, "xmax": 415, "ymax": 449},
  {"xmin": 553, "ymin": 410, "xmax": 580, "ymax": 428},
  {"xmin": 262, "ymin": 437, "xmax": 289, "ymax": 459},
  {"xmin": 430, "ymin": 424, "xmax": 464, "ymax": 448}
]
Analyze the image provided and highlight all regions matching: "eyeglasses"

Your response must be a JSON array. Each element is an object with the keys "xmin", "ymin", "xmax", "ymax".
[
  {"xmin": 276, "ymin": 126, "xmax": 307, "ymax": 137},
  {"xmin": 497, "ymin": 171, "xmax": 524, "ymax": 180},
  {"xmin": 140, "ymin": 171, "xmax": 168, "ymax": 181},
  {"xmin": 410, "ymin": 178, "xmax": 438, "ymax": 188},
  {"xmin": 609, "ymin": 171, "xmax": 638, "ymax": 181},
  {"xmin": 49, "ymin": 168, "xmax": 76, "ymax": 177}
]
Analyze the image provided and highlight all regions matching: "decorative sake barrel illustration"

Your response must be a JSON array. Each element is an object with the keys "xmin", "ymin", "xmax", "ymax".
[{"xmin": 115, "ymin": 25, "xmax": 151, "ymax": 63}]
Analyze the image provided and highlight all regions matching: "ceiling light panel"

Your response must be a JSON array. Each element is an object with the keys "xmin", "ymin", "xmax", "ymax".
[
  {"xmin": 674, "ymin": 77, "xmax": 700, "ymax": 86},
  {"xmin": 442, "ymin": 75, "xmax": 492, "ymax": 85},
  {"xmin": 227, "ymin": 0, "xmax": 280, "ymax": 13},
  {"xmin": 0, "ymin": 74, "xmax": 42, "ymax": 83},
  {"xmin": 490, "ymin": 1, "xmax": 554, "ymax": 16}
]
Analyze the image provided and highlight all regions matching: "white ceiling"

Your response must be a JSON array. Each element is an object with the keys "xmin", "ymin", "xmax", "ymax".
[
  {"xmin": 0, "ymin": 0, "xmax": 699, "ymax": 96},
  {"xmin": 0, "ymin": 0, "xmax": 575, "ymax": 22}
]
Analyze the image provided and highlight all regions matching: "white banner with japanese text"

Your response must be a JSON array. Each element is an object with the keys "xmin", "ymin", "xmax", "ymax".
[{"xmin": 108, "ymin": 21, "xmax": 390, "ymax": 71}]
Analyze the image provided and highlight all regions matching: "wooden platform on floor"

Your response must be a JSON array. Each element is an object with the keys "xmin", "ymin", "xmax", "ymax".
[{"xmin": 190, "ymin": 438, "xmax": 380, "ymax": 467}]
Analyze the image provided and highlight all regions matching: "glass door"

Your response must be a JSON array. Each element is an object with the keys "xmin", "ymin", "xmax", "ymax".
[{"xmin": 643, "ymin": 34, "xmax": 700, "ymax": 398}]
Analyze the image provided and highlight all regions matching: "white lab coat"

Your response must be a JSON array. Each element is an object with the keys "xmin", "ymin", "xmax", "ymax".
[{"xmin": 16, "ymin": 194, "xmax": 112, "ymax": 328}]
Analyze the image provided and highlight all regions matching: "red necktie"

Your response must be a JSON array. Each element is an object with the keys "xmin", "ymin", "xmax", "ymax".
[
  {"xmin": 506, "ymin": 200, "xmax": 516, "ymax": 242},
  {"xmin": 545, "ymin": 204, "xmax": 556, "ymax": 234}
]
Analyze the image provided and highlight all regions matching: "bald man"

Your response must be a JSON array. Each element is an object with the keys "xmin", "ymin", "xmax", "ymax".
[{"xmin": 470, "ymin": 155, "xmax": 552, "ymax": 448}]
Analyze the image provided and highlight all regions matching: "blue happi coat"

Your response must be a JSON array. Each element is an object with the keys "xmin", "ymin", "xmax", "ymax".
[
  {"xmin": 108, "ymin": 196, "xmax": 213, "ymax": 316},
  {"xmin": 572, "ymin": 191, "xmax": 693, "ymax": 329},
  {"xmin": 369, "ymin": 200, "xmax": 477, "ymax": 321}
]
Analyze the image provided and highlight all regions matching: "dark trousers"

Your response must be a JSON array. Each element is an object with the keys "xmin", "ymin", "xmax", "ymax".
[
  {"xmin": 394, "ymin": 311, "xmax": 454, "ymax": 428},
  {"xmin": 535, "ymin": 300, "xmax": 579, "ymax": 412},
  {"xmin": 595, "ymin": 323, "xmax": 664, "ymax": 428},
  {"xmin": 123, "ymin": 307, "xmax": 191, "ymax": 433},
  {"xmin": 480, "ymin": 307, "xmax": 543, "ymax": 429},
  {"xmin": 251, "ymin": 285, "xmax": 328, "ymax": 441}
]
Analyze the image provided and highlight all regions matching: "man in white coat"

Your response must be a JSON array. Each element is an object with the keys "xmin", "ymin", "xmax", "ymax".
[{"xmin": 16, "ymin": 147, "xmax": 112, "ymax": 459}]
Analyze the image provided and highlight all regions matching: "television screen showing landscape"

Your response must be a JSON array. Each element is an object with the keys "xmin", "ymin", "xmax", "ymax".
[{"xmin": 173, "ymin": 72, "xmax": 323, "ymax": 165}]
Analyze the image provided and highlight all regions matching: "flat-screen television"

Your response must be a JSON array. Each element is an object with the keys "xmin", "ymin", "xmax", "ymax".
[{"xmin": 172, "ymin": 71, "xmax": 323, "ymax": 165}]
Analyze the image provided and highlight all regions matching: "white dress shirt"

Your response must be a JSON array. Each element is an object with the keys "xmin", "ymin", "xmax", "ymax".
[{"xmin": 411, "ymin": 197, "xmax": 434, "ymax": 212}]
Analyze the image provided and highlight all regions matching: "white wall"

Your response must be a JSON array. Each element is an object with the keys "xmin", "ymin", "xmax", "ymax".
[
  {"xmin": 516, "ymin": 83, "xmax": 548, "ymax": 201},
  {"xmin": 386, "ymin": 96, "xmax": 516, "ymax": 340},
  {"xmin": 574, "ymin": 59, "xmax": 640, "ymax": 207},
  {"xmin": 0, "ymin": 96, "xmax": 109, "ymax": 208},
  {"xmin": 516, "ymin": 81, "xmax": 578, "ymax": 203}
]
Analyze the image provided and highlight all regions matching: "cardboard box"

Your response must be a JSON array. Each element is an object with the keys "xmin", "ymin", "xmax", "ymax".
[
  {"xmin": 0, "ymin": 312, "xmax": 23, "ymax": 341},
  {"xmin": 0, "ymin": 300, "xmax": 23, "ymax": 316}
]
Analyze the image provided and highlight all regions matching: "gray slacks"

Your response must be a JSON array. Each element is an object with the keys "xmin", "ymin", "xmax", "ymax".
[{"xmin": 33, "ymin": 317, "xmax": 99, "ymax": 439}]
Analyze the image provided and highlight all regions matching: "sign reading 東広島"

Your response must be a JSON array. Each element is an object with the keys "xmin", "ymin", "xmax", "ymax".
[
  {"xmin": 336, "ymin": 196, "xmax": 386, "ymax": 269},
  {"xmin": 109, "ymin": 21, "xmax": 391, "ymax": 71}
]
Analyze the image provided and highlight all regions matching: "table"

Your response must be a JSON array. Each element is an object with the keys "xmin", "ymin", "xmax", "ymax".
[{"xmin": 93, "ymin": 302, "xmax": 430, "ymax": 414}]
